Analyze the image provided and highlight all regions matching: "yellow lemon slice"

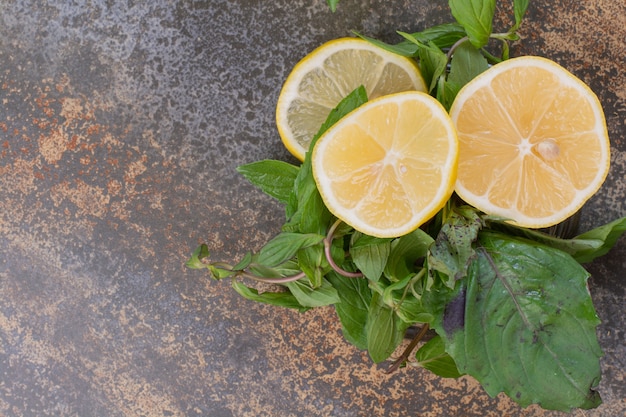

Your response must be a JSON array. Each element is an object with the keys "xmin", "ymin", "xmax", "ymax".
[
  {"xmin": 449, "ymin": 56, "xmax": 610, "ymax": 228},
  {"xmin": 276, "ymin": 37, "xmax": 427, "ymax": 161},
  {"xmin": 312, "ymin": 91, "xmax": 458, "ymax": 238}
]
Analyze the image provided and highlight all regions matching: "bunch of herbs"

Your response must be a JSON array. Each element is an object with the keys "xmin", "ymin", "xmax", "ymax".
[{"xmin": 187, "ymin": 0, "xmax": 626, "ymax": 411}]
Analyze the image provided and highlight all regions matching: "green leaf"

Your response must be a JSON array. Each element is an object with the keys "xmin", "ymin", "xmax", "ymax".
[
  {"xmin": 237, "ymin": 160, "xmax": 299, "ymax": 205},
  {"xmin": 488, "ymin": 216, "xmax": 626, "ymax": 264},
  {"xmin": 366, "ymin": 292, "xmax": 410, "ymax": 363},
  {"xmin": 232, "ymin": 281, "xmax": 309, "ymax": 312},
  {"xmin": 415, "ymin": 334, "xmax": 463, "ymax": 378},
  {"xmin": 326, "ymin": 0, "xmax": 339, "ymax": 12},
  {"xmin": 411, "ymin": 23, "xmax": 468, "ymax": 49},
  {"xmin": 447, "ymin": 41, "xmax": 489, "ymax": 96},
  {"xmin": 449, "ymin": 0, "xmax": 496, "ymax": 48},
  {"xmin": 513, "ymin": 0, "xmax": 530, "ymax": 30},
  {"xmin": 257, "ymin": 232, "xmax": 324, "ymax": 267},
  {"xmin": 327, "ymin": 272, "xmax": 372, "ymax": 350},
  {"xmin": 397, "ymin": 31, "xmax": 447, "ymax": 93},
  {"xmin": 286, "ymin": 278, "xmax": 340, "ymax": 308},
  {"xmin": 431, "ymin": 231, "xmax": 603, "ymax": 411},
  {"xmin": 428, "ymin": 206, "xmax": 483, "ymax": 288},
  {"xmin": 350, "ymin": 233, "xmax": 392, "ymax": 281},
  {"xmin": 355, "ymin": 23, "xmax": 466, "ymax": 57},
  {"xmin": 185, "ymin": 243, "xmax": 210, "ymax": 269},
  {"xmin": 572, "ymin": 216, "xmax": 626, "ymax": 263},
  {"xmin": 232, "ymin": 251, "xmax": 253, "ymax": 271},
  {"xmin": 384, "ymin": 229, "xmax": 434, "ymax": 282}
]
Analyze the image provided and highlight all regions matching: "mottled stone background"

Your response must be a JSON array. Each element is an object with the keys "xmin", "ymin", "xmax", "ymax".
[{"xmin": 0, "ymin": 1, "xmax": 624, "ymax": 416}]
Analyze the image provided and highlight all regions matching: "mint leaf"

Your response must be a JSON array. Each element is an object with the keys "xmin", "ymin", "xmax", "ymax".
[
  {"xmin": 366, "ymin": 292, "xmax": 410, "ymax": 363},
  {"xmin": 513, "ymin": 0, "xmax": 530, "ymax": 30},
  {"xmin": 237, "ymin": 160, "xmax": 299, "ymax": 205},
  {"xmin": 257, "ymin": 232, "xmax": 324, "ymax": 267},
  {"xmin": 232, "ymin": 281, "xmax": 309, "ymax": 312},
  {"xmin": 186, "ymin": 243, "xmax": 210, "ymax": 269},
  {"xmin": 447, "ymin": 41, "xmax": 489, "ymax": 97},
  {"xmin": 397, "ymin": 31, "xmax": 447, "ymax": 93},
  {"xmin": 350, "ymin": 233, "xmax": 392, "ymax": 282},
  {"xmin": 431, "ymin": 231, "xmax": 603, "ymax": 411},
  {"xmin": 286, "ymin": 278, "xmax": 340, "ymax": 307},
  {"xmin": 355, "ymin": 23, "xmax": 466, "ymax": 57},
  {"xmin": 384, "ymin": 228, "xmax": 434, "ymax": 282},
  {"xmin": 415, "ymin": 334, "xmax": 463, "ymax": 378},
  {"xmin": 449, "ymin": 0, "xmax": 496, "ymax": 48},
  {"xmin": 326, "ymin": 0, "xmax": 339, "ymax": 12},
  {"xmin": 327, "ymin": 272, "xmax": 372, "ymax": 350}
]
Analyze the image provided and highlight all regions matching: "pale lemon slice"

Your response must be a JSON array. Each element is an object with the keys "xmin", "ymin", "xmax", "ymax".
[
  {"xmin": 276, "ymin": 37, "xmax": 427, "ymax": 161},
  {"xmin": 312, "ymin": 91, "xmax": 458, "ymax": 238},
  {"xmin": 449, "ymin": 56, "xmax": 610, "ymax": 228}
]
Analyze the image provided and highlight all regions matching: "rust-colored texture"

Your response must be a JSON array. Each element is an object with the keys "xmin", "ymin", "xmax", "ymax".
[{"xmin": 0, "ymin": 1, "xmax": 624, "ymax": 416}]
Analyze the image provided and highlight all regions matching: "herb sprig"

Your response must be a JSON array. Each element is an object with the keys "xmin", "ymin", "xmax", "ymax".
[{"xmin": 188, "ymin": 0, "xmax": 626, "ymax": 412}]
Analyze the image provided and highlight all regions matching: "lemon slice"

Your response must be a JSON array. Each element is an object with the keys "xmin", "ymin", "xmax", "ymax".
[
  {"xmin": 276, "ymin": 37, "xmax": 427, "ymax": 161},
  {"xmin": 449, "ymin": 56, "xmax": 611, "ymax": 228},
  {"xmin": 312, "ymin": 91, "xmax": 458, "ymax": 238}
]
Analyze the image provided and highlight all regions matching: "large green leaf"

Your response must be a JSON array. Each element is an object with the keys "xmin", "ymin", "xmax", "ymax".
[{"xmin": 430, "ymin": 231, "xmax": 603, "ymax": 411}]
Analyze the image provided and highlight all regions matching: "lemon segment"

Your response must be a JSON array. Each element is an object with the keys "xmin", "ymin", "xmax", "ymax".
[
  {"xmin": 312, "ymin": 92, "xmax": 458, "ymax": 238},
  {"xmin": 276, "ymin": 37, "xmax": 427, "ymax": 161},
  {"xmin": 449, "ymin": 56, "xmax": 610, "ymax": 229}
]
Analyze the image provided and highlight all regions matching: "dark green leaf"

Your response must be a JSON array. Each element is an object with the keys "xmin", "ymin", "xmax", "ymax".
[
  {"xmin": 326, "ymin": 0, "xmax": 339, "ymax": 12},
  {"xmin": 350, "ymin": 233, "xmax": 392, "ymax": 281},
  {"xmin": 286, "ymin": 278, "xmax": 340, "ymax": 308},
  {"xmin": 449, "ymin": 0, "xmax": 496, "ymax": 48},
  {"xmin": 384, "ymin": 229, "xmax": 434, "ymax": 282},
  {"xmin": 431, "ymin": 231, "xmax": 603, "ymax": 411},
  {"xmin": 237, "ymin": 160, "xmax": 299, "ymax": 205},
  {"xmin": 257, "ymin": 232, "xmax": 324, "ymax": 267},
  {"xmin": 428, "ymin": 206, "xmax": 483, "ymax": 288},
  {"xmin": 415, "ymin": 334, "xmax": 463, "ymax": 378},
  {"xmin": 232, "ymin": 281, "xmax": 309, "ymax": 312},
  {"xmin": 185, "ymin": 244, "xmax": 210, "ymax": 269},
  {"xmin": 327, "ymin": 272, "xmax": 372, "ymax": 350},
  {"xmin": 366, "ymin": 292, "xmax": 410, "ymax": 363}
]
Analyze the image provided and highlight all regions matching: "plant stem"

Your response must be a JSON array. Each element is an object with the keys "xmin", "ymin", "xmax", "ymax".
[
  {"xmin": 324, "ymin": 219, "xmax": 364, "ymax": 278},
  {"xmin": 385, "ymin": 323, "xmax": 430, "ymax": 374}
]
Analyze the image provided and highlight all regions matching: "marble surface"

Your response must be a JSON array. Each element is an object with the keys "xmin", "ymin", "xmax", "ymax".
[{"xmin": 0, "ymin": 1, "xmax": 624, "ymax": 416}]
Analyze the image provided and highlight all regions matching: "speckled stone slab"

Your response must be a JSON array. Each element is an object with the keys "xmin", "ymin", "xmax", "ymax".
[{"xmin": 0, "ymin": 1, "xmax": 624, "ymax": 416}]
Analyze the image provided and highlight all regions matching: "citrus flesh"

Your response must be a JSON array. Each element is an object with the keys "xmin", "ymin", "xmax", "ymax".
[
  {"xmin": 449, "ymin": 56, "xmax": 610, "ymax": 228},
  {"xmin": 312, "ymin": 92, "xmax": 458, "ymax": 238},
  {"xmin": 276, "ymin": 37, "xmax": 427, "ymax": 161}
]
